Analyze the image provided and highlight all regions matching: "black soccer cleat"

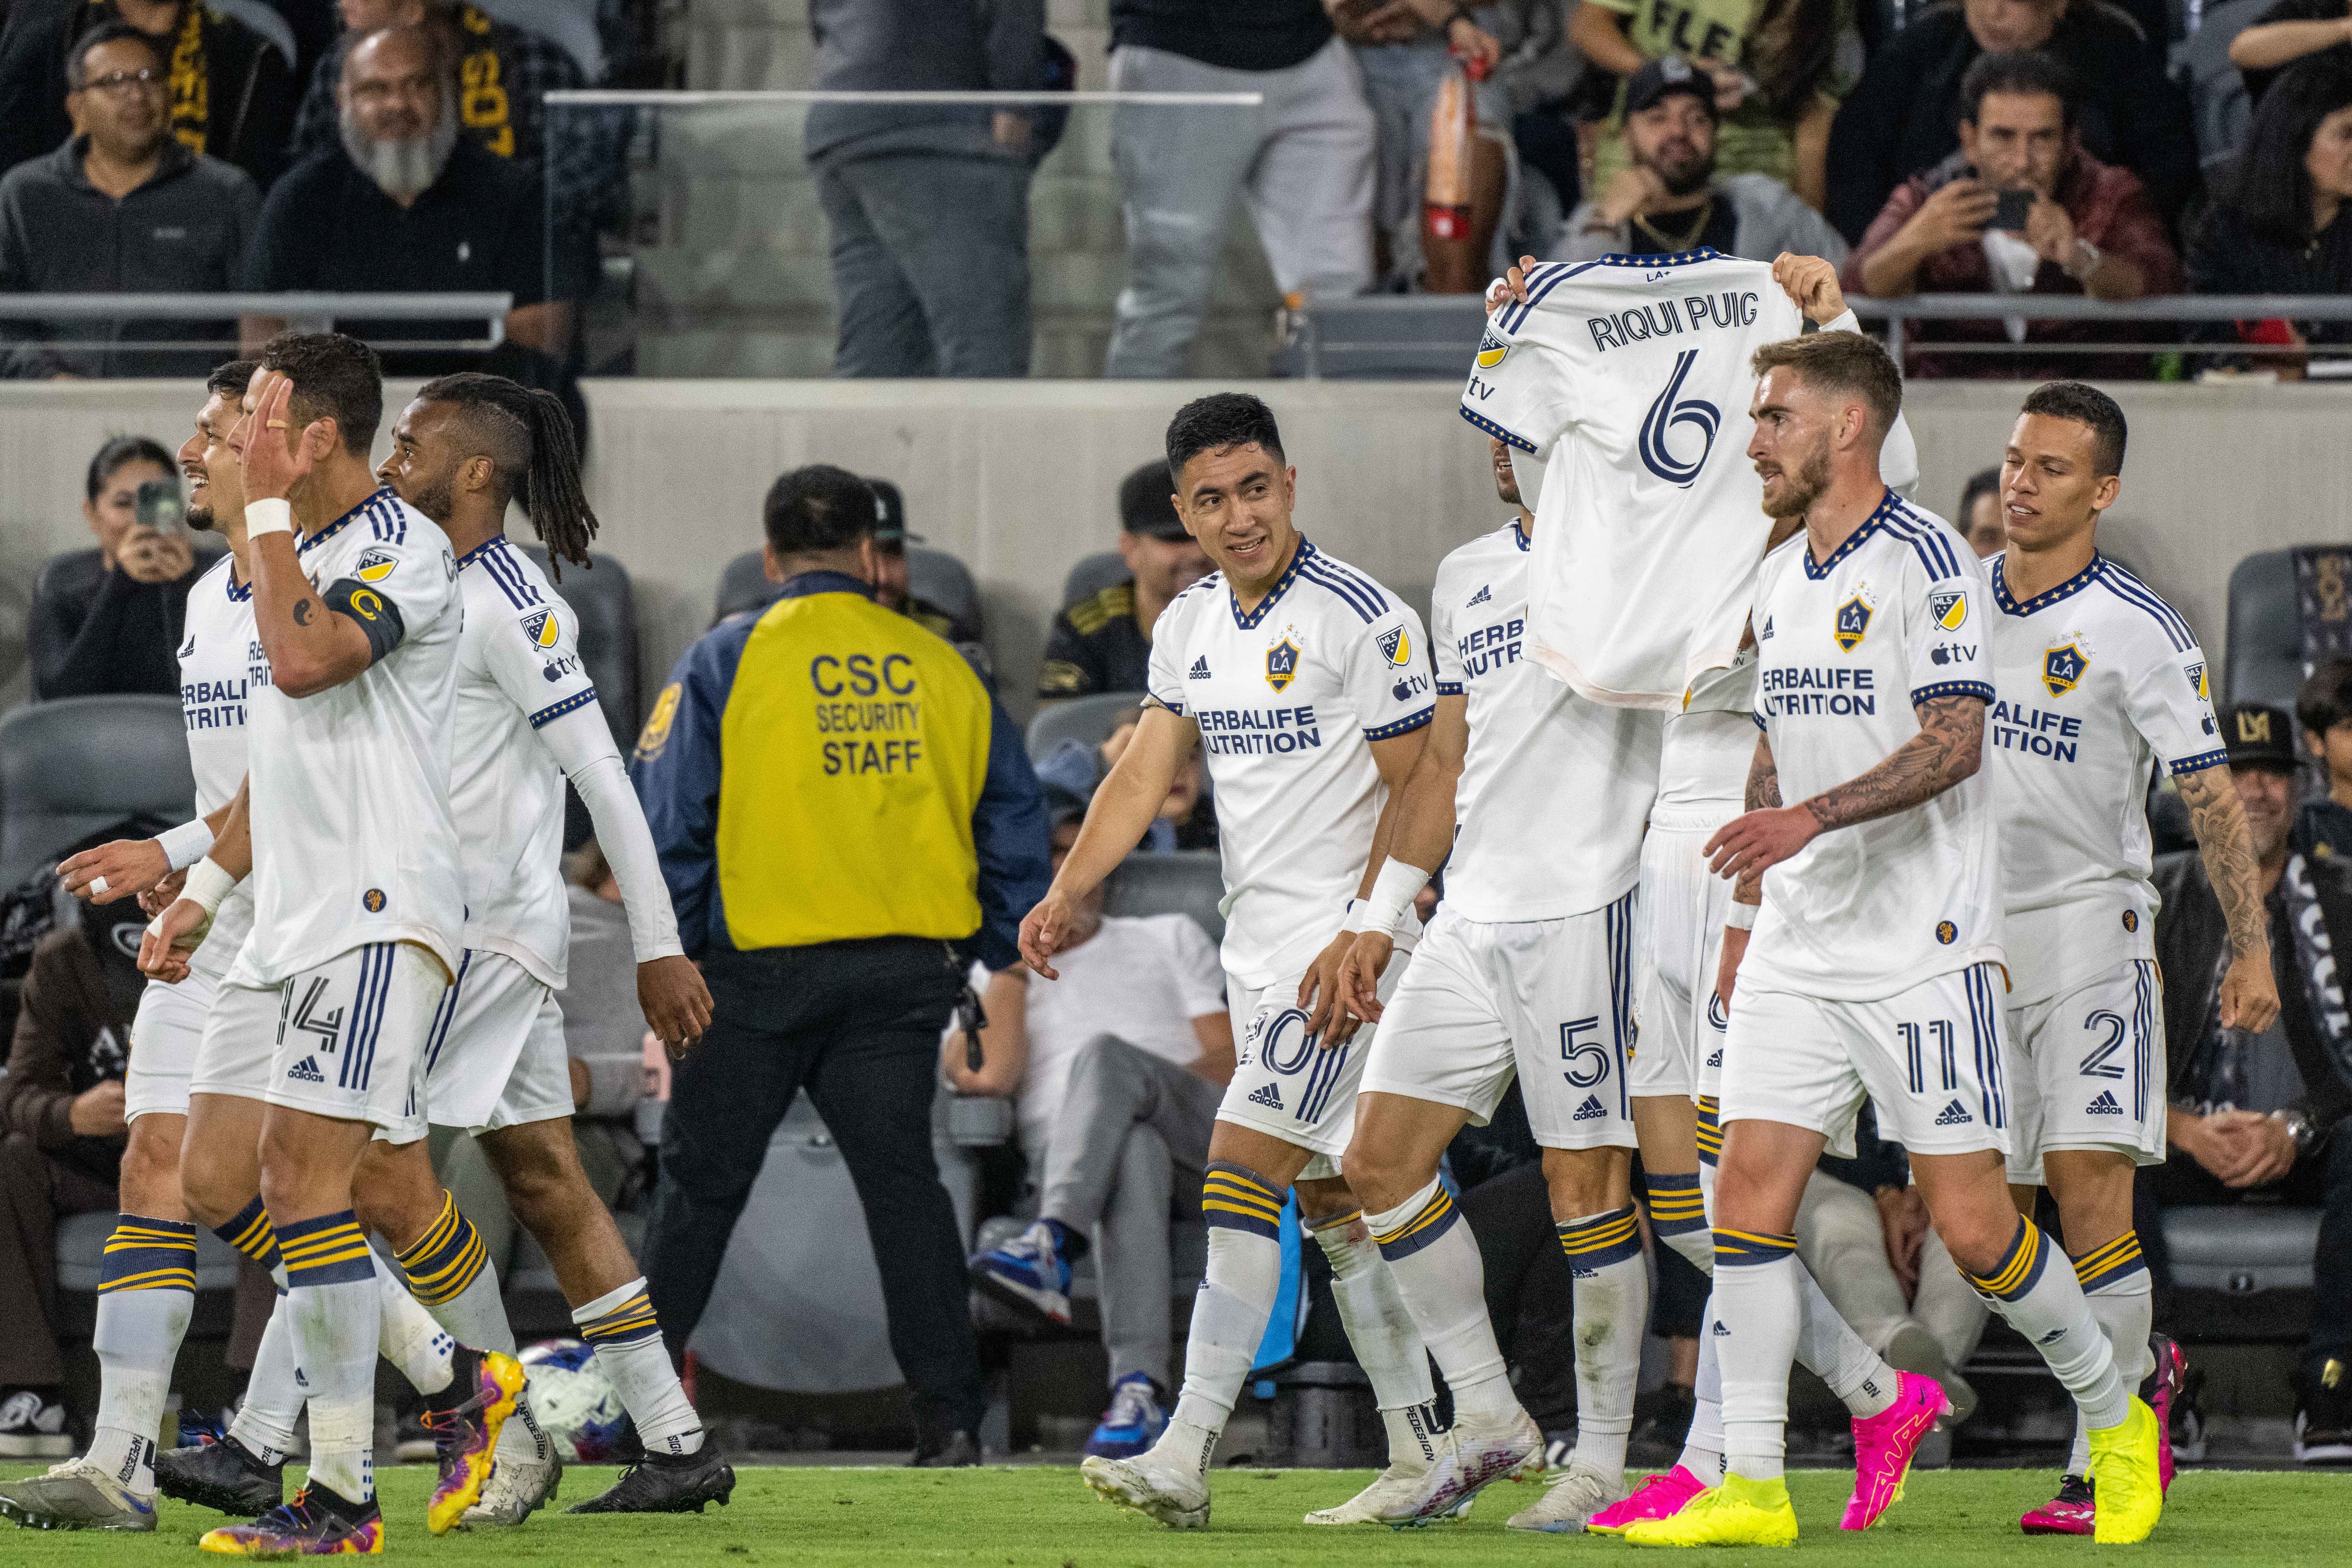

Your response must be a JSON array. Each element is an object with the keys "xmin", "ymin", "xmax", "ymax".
[
  {"xmin": 156, "ymin": 1434, "xmax": 286, "ymax": 1517},
  {"xmin": 566, "ymin": 1448, "xmax": 736, "ymax": 1514}
]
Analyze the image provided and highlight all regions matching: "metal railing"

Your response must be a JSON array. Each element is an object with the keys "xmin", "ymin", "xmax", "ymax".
[{"xmin": 0, "ymin": 293, "xmax": 515, "ymax": 355}]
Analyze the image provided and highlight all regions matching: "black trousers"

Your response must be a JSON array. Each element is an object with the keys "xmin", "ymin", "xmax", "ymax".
[{"xmin": 643, "ymin": 937, "xmax": 984, "ymax": 1433}]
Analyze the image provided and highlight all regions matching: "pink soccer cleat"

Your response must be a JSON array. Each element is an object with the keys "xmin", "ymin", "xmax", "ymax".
[
  {"xmin": 1583, "ymin": 1465, "xmax": 1707, "ymax": 1536},
  {"xmin": 1840, "ymin": 1370, "xmax": 1949, "ymax": 1530},
  {"xmin": 2019, "ymin": 1473, "xmax": 2096, "ymax": 1535},
  {"xmin": 2144, "ymin": 1333, "xmax": 2186, "ymax": 1493}
]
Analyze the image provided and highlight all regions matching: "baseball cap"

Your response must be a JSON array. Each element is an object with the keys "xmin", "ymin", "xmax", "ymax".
[
  {"xmin": 2222, "ymin": 702, "xmax": 2299, "ymax": 772},
  {"xmin": 865, "ymin": 478, "xmax": 922, "ymax": 545},
  {"xmin": 1625, "ymin": 55, "xmax": 1717, "ymax": 119},
  {"xmin": 1119, "ymin": 461, "xmax": 1190, "ymax": 541}
]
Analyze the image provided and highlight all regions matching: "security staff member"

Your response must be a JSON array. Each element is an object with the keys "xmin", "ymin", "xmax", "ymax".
[{"xmin": 632, "ymin": 463, "xmax": 1050, "ymax": 1466}]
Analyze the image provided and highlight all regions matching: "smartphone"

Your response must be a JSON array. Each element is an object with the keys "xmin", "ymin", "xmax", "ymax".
[
  {"xmin": 135, "ymin": 478, "xmax": 185, "ymax": 535},
  {"xmin": 1992, "ymin": 188, "xmax": 2034, "ymax": 232}
]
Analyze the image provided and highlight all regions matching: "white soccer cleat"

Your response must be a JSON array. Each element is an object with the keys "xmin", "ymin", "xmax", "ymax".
[
  {"xmin": 1080, "ymin": 1447, "xmax": 1210, "ymax": 1529},
  {"xmin": 1505, "ymin": 1462, "xmax": 1631, "ymax": 1533},
  {"xmin": 458, "ymin": 1452, "xmax": 563, "ymax": 1527},
  {"xmin": 0, "ymin": 1457, "xmax": 158, "ymax": 1531}
]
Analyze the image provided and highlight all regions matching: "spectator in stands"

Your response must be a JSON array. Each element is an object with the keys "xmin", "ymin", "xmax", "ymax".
[
  {"xmin": 805, "ymin": 0, "xmax": 1041, "ymax": 378},
  {"xmin": 2140, "ymin": 701, "xmax": 2352, "ymax": 1464},
  {"xmin": 242, "ymin": 27, "xmax": 581, "ymax": 375},
  {"xmin": 1101, "ymin": 1, "xmax": 1377, "ymax": 377},
  {"xmin": 1958, "ymin": 464, "xmax": 2005, "ymax": 555},
  {"xmin": 29, "ymin": 434, "xmax": 217, "ymax": 700},
  {"xmin": 0, "ymin": 894, "xmax": 145, "ymax": 1459},
  {"xmin": 1033, "ymin": 714, "xmax": 1217, "ymax": 855},
  {"xmin": 0, "ymin": 24, "xmax": 258, "ymax": 379},
  {"xmin": 867, "ymin": 480, "xmax": 981, "ymax": 647},
  {"xmin": 1038, "ymin": 461, "xmax": 1212, "ymax": 700},
  {"xmin": 1568, "ymin": 0, "xmax": 1854, "ymax": 212},
  {"xmin": 1552, "ymin": 56, "xmax": 1848, "ymax": 264},
  {"xmin": 2187, "ymin": 54, "xmax": 2352, "ymax": 372},
  {"xmin": 2295, "ymin": 660, "xmax": 2352, "ymax": 859},
  {"xmin": 956, "ymin": 803, "xmax": 1232, "ymax": 1461},
  {"xmin": 1843, "ymin": 51, "xmax": 2180, "ymax": 378},
  {"xmin": 1333, "ymin": 0, "xmax": 1504, "ymax": 288},
  {"xmin": 1826, "ymin": 0, "xmax": 2197, "ymax": 243},
  {"xmin": 0, "ymin": 0, "xmax": 297, "ymax": 190},
  {"xmin": 2229, "ymin": 0, "xmax": 2352, "ymax": 110}
]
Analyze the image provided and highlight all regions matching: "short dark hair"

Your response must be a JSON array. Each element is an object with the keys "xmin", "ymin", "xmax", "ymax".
[
  {"xmin": 206, "ymin": 358, "xmax": 258, "ymax": 398},
  {"xmin": 764, "ymin": 464, "xmax": 878, "ymax": 556},
  {"xmin": 1958, "ymin": 465, "xmax": 2002, "ymax": 522},
  {"xmin": 1118, "ymin": 460, "xmax": 1180, "ymax": 534},
  {"xmin": 1749, "ymin": 330, "xmax": 1903, "ymax": 436},
  {"xmin": 1165, "ymin": 392, "xmax": 1285, "ymax": 485},
  {"xmin": 67, "ymin": 21, "xmax": 162, "ymax": 89},
  {"xmin": 416, "ymin": 372, "xmax": 598, "ymax": 578},
  {"xmin": 85, "ymin": 434, "xmax": 174, "ymax": 501},
  {"xmin": 258, "ymin": 332, "xmax": 383, "ymax": 456},
  {"xmin": 2019, "ymin": 379, "xmax": 2127, "ymax": 476},
  {"xmin": 2225, "ymin": 51, "xmax": 2352, "ymax": 246},
  {"xmin": 1958, "ymin": 49, "xmax": 2077, "ymax": 130},
  {"xmin": 2298, "ymin": 659, "xmax": 2352, "ymax": 738}
]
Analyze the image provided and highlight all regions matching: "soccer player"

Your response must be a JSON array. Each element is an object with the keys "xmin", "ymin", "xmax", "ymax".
[
  {"xmin": 1628, "ymin": 331, "xmax": 2163, "ymax": 1547},
  {"xmin": 1984, "ymin": 381, "xmax": 2273, "ymax": 1534},
  {"xmin": 1021, "ymin": 393, "xmax": 1443, "ymax": 1529}
]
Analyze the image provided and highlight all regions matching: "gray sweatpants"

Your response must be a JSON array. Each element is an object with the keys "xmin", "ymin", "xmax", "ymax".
[
  {"xmin": 1795, "ymin": 1170, "xmax": 1991, "ymax": 1375},
  {"xmin": 1103, "ymin": 38, "xmax": 1376, "ymax": 378},
  {"xmin": 1034, "ymin": 1035, "xmax": 1221, "ymax": 1388}
]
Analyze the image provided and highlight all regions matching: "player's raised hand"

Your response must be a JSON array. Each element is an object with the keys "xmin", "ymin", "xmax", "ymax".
[
  {"xmin": 1705, "ymin": 804, "xmax": 1819, "ymax": 881},
  {"xmin": 2217, "ymin": 949, "xmax": 2281, "ymax": 1035},
  {"xmin": 1771, "ymin": 253, "xmax": 1847, "ymax": 326},
  {"xmin": 57, "ymin": 837, "xmax": 170, "ymax": 904},
  {"xmin": 238, "ymin": 372, "xmax": 324, "ymax": 503},
  {"xmin": 1019, "ymin": 889, "xmax": 1077, "ymax": 980},
  {"xmin": 639, "ymin": 954, "xmax": 714, "ymax": 1058},
  {"xmin": 1300, "ymin": 932, "xmax": 1365, "ymax": 1047},
  {"xmin": 1337, "ymin": 930, "xmax": 1396, "ymax": 1024},
  {"xmin": 1484, "ymin": 255, "xmax": 1544, "ymax": 315},
  {"xmin": 137, "ymin": 898, "xmax": 210, "ymax": 982}
]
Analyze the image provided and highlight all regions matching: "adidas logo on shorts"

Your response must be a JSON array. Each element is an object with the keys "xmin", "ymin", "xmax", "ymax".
[
  {"xmin": 1705, "ymin": 1048, "xmax": 1723, "ymax": 1068},
  {"xmin": 1933, "ymin": 1099, "xmax": 1973, "ymax": 1126},
  {"xmin": 1247, "ymin": 1082, "xmax": 1284, "ymax": 1111},
  {"xmin": 1572, "ymin": 1094, "xmax": 1607, "ymax": 1122},
  {"xmin": 286, "ymin": 1056, "xmax": 326, "ymax": 1084},
  {"xmin": 1466, "ymin": 584, "xmax": 1492, "ymax": 607},
  {"xmin": 1711, "ymin": 1321, "xmax": 1731, "ymax": 1337},
  {"xmin": 2086, "ymin": 1090, "xmax": 2123, "ymax": 1115},
  {"xmin": 1189, "ymin": 656, "xmax": 1212, "ymax": 680}
]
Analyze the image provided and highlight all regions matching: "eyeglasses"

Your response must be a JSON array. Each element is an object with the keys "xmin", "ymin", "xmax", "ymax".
[{"xmin": 76, "ymin": 68, "xmax": 165, "ymax": 96}]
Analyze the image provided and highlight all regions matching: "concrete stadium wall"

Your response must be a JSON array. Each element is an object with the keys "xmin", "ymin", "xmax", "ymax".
[{"xmin": 3, "ymin": 378, "xmax": 2347, "ymax": 721}]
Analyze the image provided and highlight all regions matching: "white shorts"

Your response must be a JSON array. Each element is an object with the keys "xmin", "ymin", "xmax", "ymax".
[
  {"xmin": 1219, "ymin": 945, "xmax": 1413, "ymax": 1177},
  {"xmin": 1720, "ymin": 962, "xmax": 2013, "ymax": 1160},
  {"xmin": 417, "ymin": 950, "xmax": 574, "ymax": 1135},
  {"xmin": 1631, "ymin": 811, "xmax": 1734, "ymax": 1105},
  {"xmin": 126, "ymin": 966, "xmax": 221, "ymax": 1122},
  {"xmin": 2004, "ymin": 959, "xmax": 2167, "ymax": 1186},
  {"xmin": 206, "ymin": 941, "xmax": 448, "ymax": 1143},
  {"xmin": 1359, "ymin": 893, "xmax": 1638, "ymax": 1150},
  {"xmin": 186, "ymin": 965, "xmax": 280, "ymax": 1107}
]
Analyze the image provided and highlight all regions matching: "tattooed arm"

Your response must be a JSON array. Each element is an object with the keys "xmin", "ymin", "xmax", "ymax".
[
  {"xmin": 2175, "ymin": 764, "xmax": 2282, "ymax": 1031},
  {"xmin": 1705, "ymin": 694, "xmax": 1986, "ymax": 883}
]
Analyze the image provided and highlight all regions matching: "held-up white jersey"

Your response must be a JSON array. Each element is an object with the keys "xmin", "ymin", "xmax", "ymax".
[
  {"xmin": 1743, "ymin": 491, "xmax": 2002, "ymax": 1001},
  {"xmin": 1458, "ymin": 250, "xmax": 1804, "ymax": 709},
  {"xmin": 1147, "ymin": 539, "xmax": 1436, "ymax": 988},
  {"xmin": 1987, "ymin": 551, "xmax": 2225, "ymax": 1003},
  {"xmin": 449, "ymin": 537, "xmax": 602, "ymax": 989},
  {"xmin": 1430, "ymin": 518, "xmax": 1660, "ymax": 919},
  {"xmin": 230, "ymin": 490, "xmax": 465, "ymax": 987},
  {"xmin": 176, "ymin": 553, "xmax": 261, "ymax": 978},
  {"xmin": 1661, "ymin": 653, "xmax": 1759, "ymax": 811}
]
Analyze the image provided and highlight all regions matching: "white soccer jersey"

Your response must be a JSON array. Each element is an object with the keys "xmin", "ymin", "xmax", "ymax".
[
  {"xmin": 1146, "ymin": 539, "xmax": 1436, "ymax": 988},
  {"xmin": 1430, "ymin": 518, "xmax": 1660, "ymax": 920},
  {"xmin": 448, "ymin": 536, "xmax": 601, "ymax": 989},
  {"xmin": 1742, "ymin": 491, "xmax": 2002, "ymax": 1001},
  {"xmin": 1987, "ymin": 551, "xmax": 2225, "ymax": 1003},
  {"xmin": 230, "ymin": 490, "xmax": 466, "ymax": 987},
  {"xmin": 1458, "ymin": 250, "xmax": 1804, "ymax": 709},
  {"xmin": 175, "ymin": 553, "xmax": 261, "ymax": 977},
  {"xmin": 1661, "ymin": 653, "xmax": 1759, "ymax": 811}
]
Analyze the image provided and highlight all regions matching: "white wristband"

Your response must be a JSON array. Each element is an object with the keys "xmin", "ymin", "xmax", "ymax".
[
  {"xmin": 182, "ymin": 856, "xmax": 239, "ymax": 917},
  {"xmin": 244, "ymin": 497, "xmax": 293, "ymax": 539},
  {"xmin": 1339, "ymin": 899, "xmax": 1371, "ymax": 935},
  {"xmin": 1364, "ymin": 857, "xmax": 1432, "ymax": 936},
  {"xmin": 157, "ymin": 819, "xmax": 216, "ymax": 873},
  {"xmin": 1726, "ymin": 900, "xmax": 1759, "ymax": 931}
]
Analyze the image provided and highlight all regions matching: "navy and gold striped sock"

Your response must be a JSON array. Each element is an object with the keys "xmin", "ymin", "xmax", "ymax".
[
  {"xmin": 2072, "ymin": 1231, "xmax": 2148, "ymax": 1294},
  {"xmin": 90, "ymin": 1214, "xmax": 199, "ymax": 1494},
  {"xmin": 1644, "ymin": 1170, "xmax": 1711, "ymax": 1273},
  {"xmin": 1695, "ymin": 1096, "xmax": 1724, "ymax": 1167},
  {"xmin": 214, "ymin": 1196, "xmax": 285, "ymax": 1285},
  {"xmin": 277, "ymin": 1210, "xmax": 376, "ymax": 1287},
  {"xmin": 394, "ymin": 1190, "xmax": 489, "ymax": 1306},
  {"xmin": 1965, "ymin": 1218, "xmax": 2130, "ymax": 1429},
  {"xmin": 573, "ymin": 1276, "xmax": 704, "ymax": 1454},
  {"xmin": 101, "ymin": 1215, "xmax": 199, "ymax": 1296},
  {"xmin": 1559, "ymin": 1205, "xmax": 1644, "ymax": 1272},
  {"xmin": 1201, "ymin": 1162, "xmax": 1285, "ymax": 1240},
  {"xmin": 1962, "ymin": 1216, "xmax": 2050, "ymax": 1303},
  {"xmin": 1714, "ymin": 1226, "xmax": 1798, "ymax": 1267},
  {"xmin": 577, "ymin": 1285, "xmax": 662, "ymax": 1350},
  {"xmin": 1369, "ymin": 1183, "xmax": 1458, "ymax": 1262}
]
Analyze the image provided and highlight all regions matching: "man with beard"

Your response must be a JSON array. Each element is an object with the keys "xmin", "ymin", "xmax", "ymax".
[
  {"xmin": 1555, "ymin": 57, "xmax": 1846, "ymax": 267},
  {"xmin": 240, "ymin": 25, "xmax": 579, "ymax": 370}
]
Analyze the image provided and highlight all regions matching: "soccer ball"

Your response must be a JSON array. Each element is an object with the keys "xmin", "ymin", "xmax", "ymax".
[{"xmin": 519, "ymin": 1338, "xmax": 637, "ymax": 1462}]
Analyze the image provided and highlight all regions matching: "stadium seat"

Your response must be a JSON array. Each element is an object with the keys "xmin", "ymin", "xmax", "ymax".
[
  {"xmin": 2224, "ymin": 549, "xmax": 2301, "ymax": 711},
  {"xmin": 1025, "ymin": 691, "xmax": 1144, "ymax": 762},
  {"xmin": 0, "ymin": 696, "xmax": 195, "ymax": 887},
  {"xmin": 712, "ymin": 549, "xmax": 771, "ymax": 624},
  {"xmin": 909, "ymin": 547, "xmax": 983, "ymax": 642},
  {"xmin": 519, "ymin": 544, "xmax": 641, "ymax": 746},
  {"xmin": 1103, "ymin": 851, "xmax": 1226, "ymax": 943},
  {"xmin": 1060, "ymin": 551, "xmax": 1127, "ymax": 610},
  {"xmin": 2157, "ymin": 1205, "xmax": 2320, "ymax": 1343}
]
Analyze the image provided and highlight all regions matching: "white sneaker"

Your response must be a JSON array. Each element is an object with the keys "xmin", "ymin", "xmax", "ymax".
[
  {"xmin": 1374, "ymin": 1410, "xmax": 1541, "ymax": 1528},
  {"xmin": 1302, "ymin": 1440, "xmax": 1451, "ymax": 1527},
  {"xmin": 1080, "ymin": 1447, "xmax": 1210, "ymax": 1529},
  {"xmin": 1505, "ymin": 1462, "xmax": 1630, "ymax": 1533},
  {"xmin": 459, "ymin": 1452, "xmax": 562, "ymax": 1526},
  {"xmin": 0, "ymin": 1457, "xmax": 158, "ymax": 1531},
  {"xmin": 0, "ymin": 1390, "xmax": 72, "ymax": 1458}
]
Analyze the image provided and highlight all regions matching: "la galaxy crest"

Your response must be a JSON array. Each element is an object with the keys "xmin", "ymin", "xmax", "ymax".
[
  {"xmin": 1834, "ymin": 590, "xmax": 1874, "ymax": 653},
  {"xmin": 1265, "ymin": 633, "xmax": 1301, "ymax": 693},
  {"xmin": 2043, "ymin": 641, "xmax": 2089, "ymax": 697}
]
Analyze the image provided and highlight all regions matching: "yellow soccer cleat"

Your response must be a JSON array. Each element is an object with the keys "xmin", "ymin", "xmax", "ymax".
[
  {"xmin": 424, "ymin": 1347, "xmax": 528, "ymax": 1535},
  {"xmin": 2086, "ymin": 1396, "xmax": 2163, "ymax": 1544},
  {"xmin": 1623, "ymin": 1473, "xmax": 1798, "ymax": 1549}
]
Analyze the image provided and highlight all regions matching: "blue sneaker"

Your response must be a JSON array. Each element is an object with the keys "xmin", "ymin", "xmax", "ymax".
[
  {"xmin": 968, "ymin": 1220, "xmax": 1073, "ymax": 1325},
  {"xmin": 1084, "ymin": 1374, "xmax": 1168, "ymax": 1461}
]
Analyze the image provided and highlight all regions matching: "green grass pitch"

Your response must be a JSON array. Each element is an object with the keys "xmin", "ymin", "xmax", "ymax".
[{"xmin": 5, "ymin": 1463, "xmax": 2345, "ymax": 1564}]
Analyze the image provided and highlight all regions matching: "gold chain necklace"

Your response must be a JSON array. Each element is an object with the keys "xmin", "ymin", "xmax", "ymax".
[{"xmin": 1634, "ymin": 197, "xmax": 1715, "ymax": 254}]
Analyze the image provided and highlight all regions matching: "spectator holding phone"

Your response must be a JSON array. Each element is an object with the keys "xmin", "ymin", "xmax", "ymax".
[
  {"xmin": 27, "ymin": 434, "xmax": 217, "ymax": 700},
  {"xmin": 1843, "ymin": 49, "xmax": 2180, "ymax": 376}
]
